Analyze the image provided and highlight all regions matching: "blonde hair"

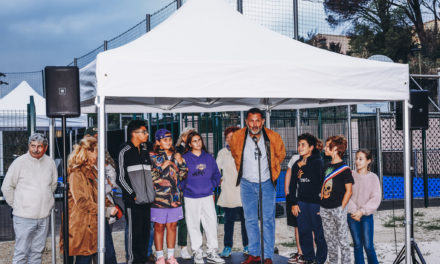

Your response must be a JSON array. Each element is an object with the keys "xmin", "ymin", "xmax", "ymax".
[
  {"xmin": 105, "ymin": 151, "xmax": 116, "ymax": 168},
  {"xmin": 176, "ymin": 127, "xmax": 196, "ymax": 147},
  {"xmin": 68, "ymin": 136, "xmax": 97, "ymax": 174}
]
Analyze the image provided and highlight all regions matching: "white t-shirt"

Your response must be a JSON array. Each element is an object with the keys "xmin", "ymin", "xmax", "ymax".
[{"xmin": 287, "ymin": 154, "xmax": 300, "ymax": 169}]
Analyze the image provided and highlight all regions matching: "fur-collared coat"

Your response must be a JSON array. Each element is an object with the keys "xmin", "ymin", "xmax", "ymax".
[{"xmin": 60, "ymin": 165, "xmax": 112, "ymax": 256}]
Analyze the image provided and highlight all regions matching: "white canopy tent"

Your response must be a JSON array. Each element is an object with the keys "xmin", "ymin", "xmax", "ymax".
[
  {"xmin": 0, "ymin": 81, "xmax": 87, "ymax": 128},
  {"xmin": 84, "ymin": 0, "xmax": 412, "ymax": 262}
]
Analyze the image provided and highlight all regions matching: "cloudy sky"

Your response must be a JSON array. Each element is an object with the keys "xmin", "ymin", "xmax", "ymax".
[{"xmin": 0, "ymin": 0, "xmax": 171, "ymax": 72}]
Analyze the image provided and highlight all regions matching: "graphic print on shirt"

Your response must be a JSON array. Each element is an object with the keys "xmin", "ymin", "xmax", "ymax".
[
  {"xmin": 150, "ymin": 151, "xmax": 187, "ymax": 208},
  {"xmin": 192, "ymin": 163, "xmax": 206, "ymax": 177},
  {"xmin": 323, "ymin": 167, "xmax": 334, "ymax": 199}
]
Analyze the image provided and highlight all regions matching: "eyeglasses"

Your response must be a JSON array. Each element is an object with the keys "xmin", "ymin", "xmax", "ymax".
[{"xmin": 134, "ymin": 130, "xmax": 148, "ymax": 135}]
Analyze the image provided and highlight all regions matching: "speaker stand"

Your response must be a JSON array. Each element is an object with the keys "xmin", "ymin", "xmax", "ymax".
[{"xmin": 62, "ymin": 117, "xmax": 71, "ymax": 264}]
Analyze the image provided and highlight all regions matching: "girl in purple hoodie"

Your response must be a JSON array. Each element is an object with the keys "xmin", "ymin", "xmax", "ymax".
[{"xmin": 182, "ymin": 131, "xmax": 224, "ymax": 264}]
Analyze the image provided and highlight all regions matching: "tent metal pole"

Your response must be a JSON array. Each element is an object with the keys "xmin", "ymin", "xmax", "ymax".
[
  {"xmin": 49, "ymin": 118, "xmax": 56, "ymax": 264},
  {"xmin": 97, "ymin": 96, "xmax": 106, "ymax": 263},
  {"xmin": 376, "ymin": 108, "xmax": 383, "ymax": 189},
  {"xmin": 265, "ymin": 110, "xmax": 271, "ymax": 129},
  {"xmin": 240, "ymin": 111, "xmax": 244, "ymax": 128},
  {"xmin": 403, "ymin": 99, "xmax": 412, "ymax": 263},
  {"xmin": 347, "ymin": 105, "xmax": 352, "ymax": 168}
]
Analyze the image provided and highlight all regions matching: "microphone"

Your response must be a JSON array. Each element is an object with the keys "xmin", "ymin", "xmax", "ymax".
[{"xmin": 252, "ymin": 136, "xmax": 260, "ymax": 160}]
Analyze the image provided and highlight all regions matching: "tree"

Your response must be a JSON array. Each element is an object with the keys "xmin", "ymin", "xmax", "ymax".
[
  {"xmin": 324, "ymin": 0, "xmax": 415, "ymax": 62},
  {"xmin": 324, "ymin": 0, "xmax": 440, "ymax": 62}
]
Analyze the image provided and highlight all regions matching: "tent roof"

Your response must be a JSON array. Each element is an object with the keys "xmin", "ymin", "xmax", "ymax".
[
  {"xmin": 85, "ymin": 0, "xmax": 409, "ymax": 113},
  {"xmin": 0, "ymin": 81, "xmax": 46, "ymax": 115},
  {"xmin": 0, "ymin": 81, "xmax": 87, "ymax": 128}
]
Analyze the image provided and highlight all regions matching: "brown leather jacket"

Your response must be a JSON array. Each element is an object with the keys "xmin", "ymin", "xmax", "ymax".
[
  {"xmin": 60, "ymin": 165, "xmax": 112, "ymax": 256},
  {"xmin": 230, "ymin": 127, "xmax": 286, "ymax": 187}
]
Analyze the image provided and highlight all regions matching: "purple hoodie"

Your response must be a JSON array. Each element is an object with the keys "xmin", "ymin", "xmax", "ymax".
[{"xmin": 182, "ymin": 150, "xmax": 221, "ymax": 198}]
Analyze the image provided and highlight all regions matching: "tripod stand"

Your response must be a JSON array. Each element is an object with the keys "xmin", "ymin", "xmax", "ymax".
[{"xmin": 393, "ymin": 171, "xmax": 426, "ymax": 264}]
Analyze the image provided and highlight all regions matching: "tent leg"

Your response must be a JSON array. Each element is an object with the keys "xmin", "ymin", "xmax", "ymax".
[
  {"xmin": 97, "ymin": 96, "xmax": 106, "ymax": 264},
  {"xmin": 403, "ymin": 99, "xmax": 412, "ymax": 264}
]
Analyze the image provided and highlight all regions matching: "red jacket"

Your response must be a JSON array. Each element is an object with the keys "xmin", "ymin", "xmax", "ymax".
[{"xmin": 230, "ymin": 127, "xmax": 286, "ymax": 187}]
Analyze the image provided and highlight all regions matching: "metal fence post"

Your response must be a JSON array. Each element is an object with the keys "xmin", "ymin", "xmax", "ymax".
[
  {"xmin": 422, "ymin": 129, "xmax": 428, "ymax": 207},
  {"xmin": 293, "ymin": 0, "xmax": 299, "ymax": 40},
  {"xmin": 0, "ymin": 131, "xmax": 3, "ymax": 176},
  {"xmin": 146, "ymin": 14, "xmax": 151, "ymax": 32},
  {"xmin": 347, "ymin": 105, "xmax": 352, "ymax": 168},
  {"xmin": 27, "ymin": 96, "xmax": 36, "ymax": 136},
  {"xmin": 376, "ymin": 108, "xmax": 383, "ymax": 192},
  {"xmin": 237, "ymin": 0, "xmax": 243, "ymax": 13}
]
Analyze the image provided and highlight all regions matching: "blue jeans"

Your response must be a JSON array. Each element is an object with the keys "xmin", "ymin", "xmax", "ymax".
[
  {"xmin": 347, "ymin": 214, "xmax": 379, "ymax": 264},
  {"xmin": 223, "ymin": 207, "xmax": 248, "ymax": 248},
  {"xmin": 75, "ymin": 255, "xmax": 93, "ymax": 264},
  {"xmin": 297, "ymin": 202, "xmax": 327, "ymax": 264},
  {"xmin": 240, "ymin": 178, "xmax": 276, "ymax": 259}
]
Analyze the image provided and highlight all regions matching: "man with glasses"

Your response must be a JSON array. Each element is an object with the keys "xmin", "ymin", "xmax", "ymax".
[
  {"xmin": 117, "ymin": 120, "xmax": 155, "ymax": 264},
  {"xmin": 1, "ymin": 133, "xmax": 58, "ymax": 264}
]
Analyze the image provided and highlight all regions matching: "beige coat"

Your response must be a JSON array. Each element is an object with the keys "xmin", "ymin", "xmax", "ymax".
[{"xmin": 216, "ymin": 147, "xmax": 242, "ymax": 208}]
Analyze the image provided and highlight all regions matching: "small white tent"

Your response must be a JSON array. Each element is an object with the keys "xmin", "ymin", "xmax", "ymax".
[
  {"xmin": 0, "ymin": 81, "xmax": 87, "ymax": 128},
  {"xmin": 85, "ymin": 0, "xmax": 412, "ymax": 261}
]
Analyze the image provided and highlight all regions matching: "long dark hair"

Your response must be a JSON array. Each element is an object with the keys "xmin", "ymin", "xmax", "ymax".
[{"xmin": 185, "ymin": 131, "xmax": 207, "ymax": 153}]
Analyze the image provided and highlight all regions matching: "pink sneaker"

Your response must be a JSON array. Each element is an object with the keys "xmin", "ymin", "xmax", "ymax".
[
  {"xmin": 166, "ymin": 256, "xmax": 179, "ymax": 264},
  {"xmin": 156, "ymin": 256, "xmax": 166, "ymax": 264}
]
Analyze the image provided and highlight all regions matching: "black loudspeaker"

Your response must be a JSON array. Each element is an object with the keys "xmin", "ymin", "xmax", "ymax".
[
  {"xmin": 395, "ymin": 90, "xmax": 429, "ymax": 130},
  {"xmin": 44, "ymin": 66, "xmax": 81, "ymax": 118}
]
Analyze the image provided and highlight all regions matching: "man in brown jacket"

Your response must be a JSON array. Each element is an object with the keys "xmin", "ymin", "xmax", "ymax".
[{"xmin": 230, "ymin": 108, "xmax": 286, "ymax": 264}]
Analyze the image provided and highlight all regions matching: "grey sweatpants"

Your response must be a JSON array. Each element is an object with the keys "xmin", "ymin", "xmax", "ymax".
[
  {"xmin": 12, "ymin": 215, "xmax": 50, "ymax": 264},
  {"xmin": 320, "ymin": 206, "xmax": 351, "ymax": 264}
]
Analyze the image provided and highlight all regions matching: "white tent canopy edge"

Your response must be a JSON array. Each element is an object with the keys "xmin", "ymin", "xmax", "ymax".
[{"xmin": 87, "ymin": 0, "xmax": 412, "ymax": 262}]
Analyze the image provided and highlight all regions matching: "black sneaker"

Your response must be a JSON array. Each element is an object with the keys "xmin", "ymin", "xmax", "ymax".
[
  {"xmin": 287, "ymin": 253, "xmax": 301, "ymax": 264},
  {"xmin": 296, "ymin": 255, "xmax": 306, "ymax": 264}
]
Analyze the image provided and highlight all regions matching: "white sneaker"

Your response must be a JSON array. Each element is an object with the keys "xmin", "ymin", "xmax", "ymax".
[
  {"xmin": 194, "ymin": 250, "xmax": 205, "ymax": 264},
  {"xmin": 181, "ymin": 246, "xmax": 192, "ymax": 260},
  {"xmin": 206, "ymin": 251, "xmax": 225, "ymax": 264}
]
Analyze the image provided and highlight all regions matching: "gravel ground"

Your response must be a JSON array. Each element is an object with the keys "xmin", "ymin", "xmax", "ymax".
[{"xmin": 1, "ymin": 206, "xmax": 439, "ymax": 264}]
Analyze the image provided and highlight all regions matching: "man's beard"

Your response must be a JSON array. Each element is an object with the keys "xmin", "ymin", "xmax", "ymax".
[{"xmin": 248, "ymin": 126, "xmax": 262, "ymax": 135}]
